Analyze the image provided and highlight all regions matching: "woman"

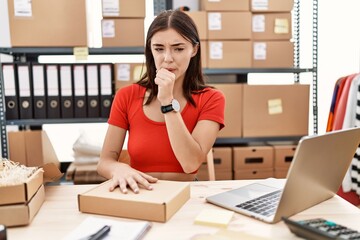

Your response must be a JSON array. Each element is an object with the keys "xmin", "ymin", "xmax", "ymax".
[{"xmin": 97, "ymin": 10, "xmax": 225, "ymax": 194}]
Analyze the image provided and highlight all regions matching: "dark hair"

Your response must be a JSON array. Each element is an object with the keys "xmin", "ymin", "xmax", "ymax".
[{"xmin": 137, "ymin": 10, "xmax": 208, "ymax": 106}]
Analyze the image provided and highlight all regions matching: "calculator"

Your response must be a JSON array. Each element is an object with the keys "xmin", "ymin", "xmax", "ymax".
[{"xmin": 282, "ymin": 217, "xmax": 360, "ymax": 240}]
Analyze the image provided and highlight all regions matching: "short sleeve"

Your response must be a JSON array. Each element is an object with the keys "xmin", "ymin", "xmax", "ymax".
[{"xmin": 198, "ymin": 88, "xmax": 225, "ymax": 130}]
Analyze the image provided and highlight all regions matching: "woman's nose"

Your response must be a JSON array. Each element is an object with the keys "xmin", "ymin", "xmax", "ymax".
[{"xmin": 164, "ymin": 50, "xmax": 173, "ymax": 62}]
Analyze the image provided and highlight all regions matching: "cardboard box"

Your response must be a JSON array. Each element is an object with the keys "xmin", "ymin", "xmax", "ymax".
[
  {"xmin": 211, "ymin": 84, "xmax": 242, "ymax": 137},
  {"xmin": 208, "ymin": 41, "xmax": 252, "ymax": 68},
  {"xmin": 273, "ymin": 145, "xmax": 296, "ymax": 168},
  {"xmin": 66, "ymin": 163, "xmax": 107, "ymax": 184},
  {"xmin": 274, "ymin": 167, "xmax": 289, "ymax": 179},
  {"xmin": 102, "ymin": 18, "xmax": 145, "ymax": 47},
  {"xmin": 7, "ymin": 0, "xmax": 87, "ymax": 47},
  {"xmin": 234, "ymin": 168, "xmax": 273, "ymax": 179},
  {"xmin": 251, "ymin": 0, "xmax": 294, "ymax": 12},
  {"xmin": 201, "ymin": 0, "xmax": 250, "ymax": 11},
  {"xmin": 233, "ymin": 146, "xmax": 274, "ymax": 170},
  {"xmin": 201, "ymin": 41, "xmax": 208, "ymax": 68},
  {"xmin": 186, "ymin": 11, "xmax": 207, "ymax": 40},
  {"xmin": 252, "ymin": 13, "xmax": 292, "ymax": 40},
  {"xmin": 102, "ymin": 0, "xmax": 145, "ymax": 18},
  {"xmin": 207, "ymin": 12, "xmax": 251, "ymax": 40},
  {"xmin": 0, "ymin": 185, "xmax": 45, "ymax": 227},
  {"xmin": 196, "ymin": 168, "xmax": 233, "ymax": 181},
  {"xmin": 242, "ymin": 84, "xmax": 309, "ymax": 137},
  {"xmin": 115, "ymin": 63, "xmax": 146, "ymax": 91},
  {"xmin": 0, "ymin": 169, "xmax": 43, "ymax": 205},
  {"xmin": 8, "ymin": 130, "xmax": 60, "ymax": 168},
  {"xmin": 252, "ymin": 41, "xmax": 294, "ymax": 68},
  {"xmin": 78, "ymin": 180, "xmax": 190, "ymax": 222}
]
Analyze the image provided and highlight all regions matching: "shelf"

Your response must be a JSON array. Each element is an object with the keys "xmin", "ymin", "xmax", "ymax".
[
  {"xmin": 214, "ymin": 136, "xmax": 302, "ymax": 146},
  {"xmin": 203, "ymin": 68, "xmax": 314, "ymax": 75},
  {"xmin": 6, "ymin": 118, "xmax": 108, "ymax": 126}
]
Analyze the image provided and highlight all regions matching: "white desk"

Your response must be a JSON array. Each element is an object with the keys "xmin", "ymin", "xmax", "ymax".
[{"xmin": 7, "ymin": 180, "xmax": 360, "ymax": 239}]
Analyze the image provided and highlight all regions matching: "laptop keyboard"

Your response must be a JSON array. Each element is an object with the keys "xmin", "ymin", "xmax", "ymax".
[{"xmin": 235, "ymin": 190, "xmax": 282, "ymax": 217}]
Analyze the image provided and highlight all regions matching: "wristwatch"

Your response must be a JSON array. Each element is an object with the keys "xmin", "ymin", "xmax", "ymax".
[{"xmin": 161, "ymin": 99, "xmax": 180, "ymax": 114}]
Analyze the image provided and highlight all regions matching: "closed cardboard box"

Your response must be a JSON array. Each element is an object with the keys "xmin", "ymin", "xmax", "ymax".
[
  {"xmin": 0, "ymin": 185, "xmax": 45, "ymax": 227},
  {"xmin": 78, "ymin": 180, "xmax": 190, "ymax": 222},
  {"xmin": 208, "ymin": 41, "xmax": 252, "ymax": 68},
  {"xmin": 252, "ymin": 13, "xmax": 292, "ymax": 40},
  {"xmin": 273, "ymin": 145, "xmax": 297, "ymax": 168},
  {"xmin": 274, "ymin": 167, "xmax": 289, "ymax": 179},
  {"xmin": 233, "ymin": 146, "xmax": 274, "ymax": 170},
  {"xmin": 201, "ymin": 41, "xmax": 208, "ymax": 68},
  {"xmin": 186, "ymin": 11, "xmax": 207, "ymax": 40},
  {"xmin": 211, "ymin": 84, "xmax": 242, "ymax": 138},
  {"xmin": 102, "ymin": 19, "xmax": 145, "ymax": 47},
  {"xmin": 234, "ymin": 168, "xmax": 273, "ymax": 180},
  {"xmin": 115, "ymin": 63, "xmax": 146, "ymax": 91},
  {"xmin": 196, "ymin": 168, "xmax": 233, "ymax": 181},
  {"xmin": 251, "ymin": 0, "xmax": 294, "ymax": 12},
  {"xmin": 7, "ymin": 0, "xmax": 87, "ymax": 47},
  {"xmin": 242, "ymin": 84, "xmax": 309, "ymax": 137},
  {"xmin": 201, "ymin": 0, "xmax": 250, "ymax": 11},
  {"xmin": 207, "ymin": 12, "xmax": 251, "ymax": 40},
  {"xmin": 252, "ymin": 41, "xmax": 294, "ymax": 68},
  {"xmin": 102, "ymin": 0, "xmax": 145, "ymax": 18}
]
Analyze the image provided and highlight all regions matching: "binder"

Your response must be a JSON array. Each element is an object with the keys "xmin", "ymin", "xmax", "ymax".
[
  {"xmin": 2, "ymin": 63, "xmax": 19, "ymax": 120},
  {"xmin": 86, "ymin": 64, "xmax": 100, "ymax": 118},
  {"xmin": 73, "ymin": 64, "xmax": 87, "ymax": 118},
  {"xmin": 99, "ymin": 64, "xmax": 113, "ymax": 118},
  {"xmin": 31, "ymin": 63, "xmax": 47, "ymax": 119},
  {"xmin": 46, "ymin": 64, "xmax": 61, "ymax": 118},
  {"xmin": 59, "ymin": 65, "xmax": 74, "ymax": 118},
  {"xmin": 16, "ymin": 63, "xmax": 33, "ymax": 119}
]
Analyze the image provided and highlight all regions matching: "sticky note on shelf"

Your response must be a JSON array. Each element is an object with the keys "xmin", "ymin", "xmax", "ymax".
[{"xmin": 194, "ymin": 209, "xmax": 234, "ymax": 228}]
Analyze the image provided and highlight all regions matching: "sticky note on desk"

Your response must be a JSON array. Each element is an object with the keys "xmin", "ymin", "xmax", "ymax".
[{"xmin": 194, "ymin": 209, "xmax": 234, "ymax": 228}]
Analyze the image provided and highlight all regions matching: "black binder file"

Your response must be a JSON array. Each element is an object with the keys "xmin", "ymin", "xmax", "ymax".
[
  {"xmin": 32, "ymin": 64, "xmax": 47, "ymax": 119},
  {"xmin": 2, "ymin": 64, "xmax": 19, "ymax": 120},
  {"xmin": 60, "ymin": 65, "xmax": 74, "ymax": 118},
  {"xmin": 99, "ymin": 64, "xmax": 113, "ymax": 118},
  {"xmin": 86, "ymin": 64, "xmax": 100, "ymax": 118},
  {"xmin": 46, "ymin": 65, "xmax": 61, "ymax": 118},
  {"xmin": 17, "ymin": 63, "xmax": 33, "ymax": 119},
  {"xmin": 73, "ymin": 65, "xmax": 87, "ymax": 118}
]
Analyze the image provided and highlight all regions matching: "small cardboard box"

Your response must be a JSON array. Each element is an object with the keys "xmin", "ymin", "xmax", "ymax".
[
  {"xmin": 208, "ymin": 40, "xmax": 252, "ymax": 68},
  {"xmin": 201, "ymin": 0, "xmax": 250, "ymax": 11},
  {"xmin": 0, "ymin": 169, "xmax": 43, "ymax": 205},
  {"xmin": 66, "ymin": 163, "xmax": 107, "ymax": 184},
  {"xmin": 78, "ymin": 180, "xmax": 190, "ymax": 222},
  {"xmin": 242, "ymin": 84, "xmax": 309, "ymax": 137},
  {"xmin": 273, "ymin": 145, "xmax": 297, "ymax": 168},
  {"xmin": 233, "ymin": 146, "xmax": 274, "ymax": 170},
  {"xmin": 251, "ymin": 0, "xmax": 294, "ymax": 12},
  {"xmin": 252, "ymin": 41, "xmax": 294, "ymax": 68},
  {"xmin": 0, "ymin": 184, "xmax": 45, "ymax": 227},
  {"xmin": 102, "ymin": 18, "xmax": 145, "ymax": 47},
  {"xmin": 115, "ymin": 63, "xmax": 146, "ymax": 91},
  {"xmin": 274, "ymin": 167, "xmax": 289, "ymax": 179},
  {"xmin": 102, "ymin": 0, "xmax": 145, "ymax": 18},
  {"xmin": 201, "ymin": 40, "xmax": 208, "ymax": 68},
  {"xmin": 252, "ymin": 13, "xmax": 292, "ymax": 40},
  {"xmin": 207, "ymin": 12, "xmax": 251, "ymax": 40},
  {"xmin": 196, "ymin": 168, "xmax": 233, "ymax": 181},
  {"xmin": 234, "ymin": 168, "xmax": 273, "ymax": 180},
  {"xmin": 186, "ymin": 11, "xmax": 207, "ymax": 40}
]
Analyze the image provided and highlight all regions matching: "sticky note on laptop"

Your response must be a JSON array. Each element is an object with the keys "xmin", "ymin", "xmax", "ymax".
[{"xmin": 194, "ymin": 209, "xmax": 234, "ymax": 228}]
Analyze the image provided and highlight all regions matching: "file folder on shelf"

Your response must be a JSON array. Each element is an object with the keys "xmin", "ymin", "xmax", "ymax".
[
  {"xmin": 32, "ymin": 63, "xmax": 47, "ymax": 119},
  {"xmin": 17, "ymin": 63, "xmax": 33, "ymax": 119},
  {"xmin": 2, "ymin": 63, "xmax": 19, "ymax": 120},
  {"xmin": 60, "ymin": 65, "xmax": 74, "ymax": 118},
  {"xmin": 46, "ymin": 65, "xmax": 61, "ymax": 118},
  {"xmin": 86, "ymin": 64, "xmax": 100, "ymax": 118},
  {"xmin": 73, "ymin": 64, "xmax": 87, "ymax": 118},
  {"xmin": 99, "ymin": 64, "xmax": 113, "ymax": 118}
]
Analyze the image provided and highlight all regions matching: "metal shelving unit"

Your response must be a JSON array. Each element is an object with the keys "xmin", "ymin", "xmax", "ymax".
[{"xmin": 0, "ymin": 0, "xmax": 318, "ymax": 158}]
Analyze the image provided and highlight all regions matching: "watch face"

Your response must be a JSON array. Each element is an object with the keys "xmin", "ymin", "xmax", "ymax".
[{"xmin": 172, "ymin": 99, "xmax": 180, "ymax": 112}]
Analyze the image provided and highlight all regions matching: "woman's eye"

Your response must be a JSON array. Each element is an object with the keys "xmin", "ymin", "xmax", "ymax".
[
  {"xmin": 154, "ymin": 48, "xmax": 164, "ymax": 52},
  {"xmin": 175, "ymin": 48, "xmax": 184, "ymax": 52}
]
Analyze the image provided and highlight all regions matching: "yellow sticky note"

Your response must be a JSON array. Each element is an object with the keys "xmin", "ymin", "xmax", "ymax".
[
  {"xmin": 268, "ymin": 98, "xmax": 283, "ymax": 115},
  {"xmin": 73, "ymin": 47, "xmax": 89, "ymax": 61},
  {"xmin": 274, "ymin": 18, "xmax": 289, "ymax": 34},
  {"xmin": 194, "ymin": 209, "xmax": 234, "ymax": 228}
]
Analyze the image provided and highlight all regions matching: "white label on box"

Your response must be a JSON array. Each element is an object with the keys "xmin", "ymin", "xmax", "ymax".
[
  {"xmin": 208, "ymin": 0, "xmax": 221, "ymax": 2},
  {"xmin": 209, "ymin": 42, "xmax": 223, "ymax": 59},
  {"xmin": 117, "ymin": 64, "xmax": 131, "ymax": 81},
  {"xmin": 102, "ymin": 0, "xmax": 119, "ymax": 16},
  {"xmin": 102, "ymin": 20, "xmax": 115, "ymax": 38},
  {"xmin": 252, "ymin": 15, "xmax": 265, "ymax": 33},
  {"xmin": 252, "ymin": 0, "xmax": 269, "ymax": 10},
  {"xmin": 32, "ymin": 65, "xmax": 45, "ymax": 96},
  {"xmin": 3, "ymin": 65, "xmax": 16, "ymax": 96},
  {"xmin": 208, "ymin": 13, "xmax": 222, "ymax": 31},
  {"xmin": 14, "ymin": 0, "xmax": 32, "ymax": 17},
  {"xmin": 268, "ymin": 99, "xmax": 283, "ymax": 115},
  {"xmin": 253, "ymin": 42, "xmax": 267, "ymax": 60},
  {"xmin": 274, "ymin": 18, "xmax": 289, "ymax": 34}
]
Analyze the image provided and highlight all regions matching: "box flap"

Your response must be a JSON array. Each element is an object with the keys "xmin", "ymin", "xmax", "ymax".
[{"xmin": 42, "ymin": 163, "xmax": 63, "ymax": 183}]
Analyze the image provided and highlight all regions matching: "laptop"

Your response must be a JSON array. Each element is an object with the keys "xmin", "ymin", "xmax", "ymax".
[{"xmin": 206, "ymin": 127, "xmax": 360, "ymax": 224}]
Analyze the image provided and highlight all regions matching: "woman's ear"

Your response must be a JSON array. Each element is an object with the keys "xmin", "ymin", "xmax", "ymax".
[{"xmin": 191, "ymin": 43, "xmax": 199, "ymax": 57}]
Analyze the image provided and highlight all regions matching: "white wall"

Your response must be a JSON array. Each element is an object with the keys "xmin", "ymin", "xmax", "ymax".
[{"xmin": 43, "ymin": 0, "xmax": 360, "ymax": 161}]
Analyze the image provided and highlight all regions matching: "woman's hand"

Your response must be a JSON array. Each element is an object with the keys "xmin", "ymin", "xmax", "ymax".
[
  {"xmin": 154, "ymin": 68, "xmax": 176, "ymax": 105},
  {"xmin": 109, "ymin": 163, "xmax": 158, "ymax": 194}
]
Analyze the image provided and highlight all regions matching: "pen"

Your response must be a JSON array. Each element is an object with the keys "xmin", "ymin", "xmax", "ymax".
[{"xmin": 87, "ymin": 225, "xmax": 111, "ymax": 240}]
